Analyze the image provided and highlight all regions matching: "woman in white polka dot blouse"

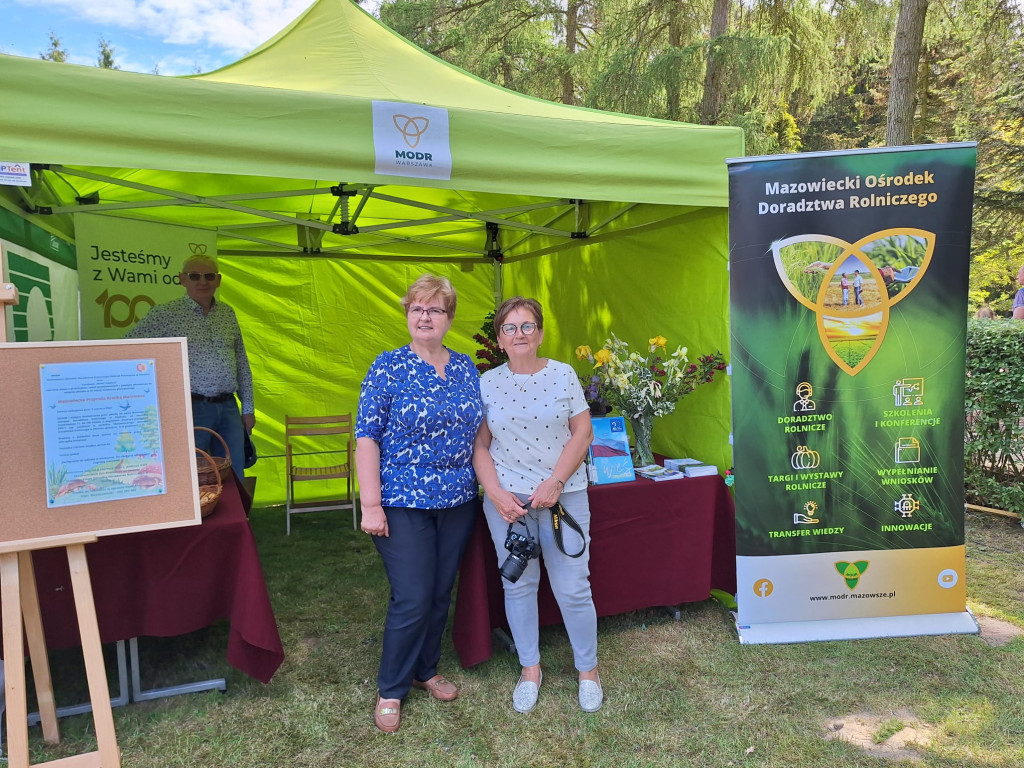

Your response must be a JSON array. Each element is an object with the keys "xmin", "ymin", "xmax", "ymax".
[{"xmin": 472, "ymin": 296, "xmax": 603, "ymax": 714}]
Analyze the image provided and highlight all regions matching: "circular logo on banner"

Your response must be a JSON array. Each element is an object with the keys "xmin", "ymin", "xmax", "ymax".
[
  {"xmin": 937, "ymin": 569, "xmax": 958, "ymax": 589},
  {"xmin": 753, "ymin": 579, "xmax": 774, "ymax": 598}
]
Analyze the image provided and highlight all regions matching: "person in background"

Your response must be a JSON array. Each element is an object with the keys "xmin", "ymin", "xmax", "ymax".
[
  {"xmin": 976, "ymin": 305, "xmax": 996, "ymax": 319},
  {"xmin": 355, "ymin": 274, "xmax": 484, "ymax": 733},
  {"xmin": 126, "ymin": 253, "xmax": 254, "ymax": 478},
  {"xmin": 840, "ymin": 273, "xmax": 850, "ymax": 306},
  {"xmin": 1012, "ymin": 265, "xmax": 1024, "ymax": 319},
  {"xmin": 472, "ymin": 296, "xmax": 602, "ymax": 714}
]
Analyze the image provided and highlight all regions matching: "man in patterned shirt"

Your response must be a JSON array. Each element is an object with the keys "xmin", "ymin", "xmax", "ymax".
[{"xmin": 126, "ymin": 253, "xmax": 255, "ymax": 478}]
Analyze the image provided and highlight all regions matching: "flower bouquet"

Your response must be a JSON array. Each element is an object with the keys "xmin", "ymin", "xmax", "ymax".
[
  {"xmin": 473, "ymin": 311, "xmax": 508, "ymax": 373},
  {"xmin": 576, "ymin": 334, "xmax": 726, "ymax": 466}
]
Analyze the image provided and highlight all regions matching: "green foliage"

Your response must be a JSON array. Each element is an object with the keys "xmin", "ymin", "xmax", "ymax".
[
  {"xmin": 97, "ymin": 38, "xmax": 119, "ymax": 70},
  {"xmin": 965, "ymin": 318, "xmax": 1024, "ymax": 513},
  {"xmin": 472, "ymin": 310, "xmax": 507, "ymax": 372},
  {"xmin": 40, "ymin": 31, "xmax": 67, "ymax": 62}
]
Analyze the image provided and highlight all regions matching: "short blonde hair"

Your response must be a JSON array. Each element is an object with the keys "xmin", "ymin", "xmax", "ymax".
[
  {"xmin": 181, "ymin": 253, "xmax": 218, "ymax": 272},
  {"xmin": 401, "ymin": 274, "xmax": 457, "ymax": 317}
]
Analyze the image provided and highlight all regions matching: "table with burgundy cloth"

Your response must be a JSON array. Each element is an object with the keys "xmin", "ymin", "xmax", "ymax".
[
  {"xmin": 1, "ymin": 474, "xmax": 284, "ymax": 686},
  {"xmin": 452, "ymin": 474, "xmax": 737, "ymax": 668}
]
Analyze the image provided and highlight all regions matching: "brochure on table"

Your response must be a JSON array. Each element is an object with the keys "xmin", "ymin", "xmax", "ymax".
[{"xmin": 588, "ymin": 416, "xmax": 635, "ymax": 484}]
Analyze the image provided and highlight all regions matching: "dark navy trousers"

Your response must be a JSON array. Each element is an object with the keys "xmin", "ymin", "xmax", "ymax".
[{"xmin": 373, "ymin": 500, "xmax": 477, "ymax": 699}]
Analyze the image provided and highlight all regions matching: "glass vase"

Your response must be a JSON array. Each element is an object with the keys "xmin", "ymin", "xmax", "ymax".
[{"xmin": 629, "ymin": 411, "xmax": 655, "ymax": 467}]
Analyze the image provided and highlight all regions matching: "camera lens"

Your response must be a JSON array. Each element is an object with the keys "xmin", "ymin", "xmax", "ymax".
[{"xmin": 500, "ymin": 553, "xmax": 528, "ymax": 583}]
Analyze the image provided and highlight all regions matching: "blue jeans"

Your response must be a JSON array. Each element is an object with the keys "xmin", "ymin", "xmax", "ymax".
[{"xmin": 192, "ymin": 398, "xmax": 246, "ymax": 480}]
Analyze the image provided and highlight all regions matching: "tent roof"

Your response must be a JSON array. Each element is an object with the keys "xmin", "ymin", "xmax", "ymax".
[{"xmin": 0, "ymin": 0, "xmax": 743, "ymax": 261}]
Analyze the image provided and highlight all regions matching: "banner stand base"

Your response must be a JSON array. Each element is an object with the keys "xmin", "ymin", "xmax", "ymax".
[{"xmin": 734, "ymin": 609, "xmax": 979, "ymax": 645}]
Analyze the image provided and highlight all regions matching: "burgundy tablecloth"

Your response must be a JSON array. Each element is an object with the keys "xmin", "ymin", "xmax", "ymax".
[
  {"xmin": 1, "ymin": 476, "xmax": 284, "ymax": 684},
  {"xmin": 452, "ymin": 474, "xmax": 737, "ymax": 668}
]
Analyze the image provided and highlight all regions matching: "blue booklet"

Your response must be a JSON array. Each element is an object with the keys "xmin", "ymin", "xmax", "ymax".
[{"xmin": 588, "ymin": 416, "xmax": 635, "ymax": 484}]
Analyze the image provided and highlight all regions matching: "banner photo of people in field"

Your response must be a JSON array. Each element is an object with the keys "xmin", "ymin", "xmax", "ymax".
[{"xmin": 727, "ymin": 144, "xmax": 978, "ymax": 643}]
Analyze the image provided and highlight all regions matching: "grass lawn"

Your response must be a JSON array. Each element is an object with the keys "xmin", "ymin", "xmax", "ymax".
[{"xmin": 15, "ymin": 507, "xmax": 1024, "ymax": 767}]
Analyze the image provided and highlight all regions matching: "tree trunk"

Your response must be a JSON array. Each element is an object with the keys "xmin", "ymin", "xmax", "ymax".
[
  {"xmin": 664, "ymin": 1, "xmax": 683, "ymax": 121},
  {"xmin": 699, "ymin": 0, "xmax": 730, "ymax": 125},
  {"xmin": 886, "ymin": 0, "xmax": 929, "ymax": 146},
  {"xmin": 562, "ymin": 0, "xmax": 579, "ymax": 105}
]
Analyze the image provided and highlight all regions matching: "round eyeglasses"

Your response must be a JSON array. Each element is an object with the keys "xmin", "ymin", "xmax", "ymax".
[
  {"xmin": 408, "ymin": 306, "xmax": 447, "ymax": 318},
  {"xmin": 500, "ymin": 322, "xmax": 538, "ymax": 336}
]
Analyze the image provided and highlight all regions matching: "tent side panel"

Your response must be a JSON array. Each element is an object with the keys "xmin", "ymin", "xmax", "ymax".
[
  {"xmin": 504, "ymin": 207, "xmax": 732, "ymax": 473},
  {"xmin": 218, "ymin": 257, "xmax": 495, "ymax": 505}
]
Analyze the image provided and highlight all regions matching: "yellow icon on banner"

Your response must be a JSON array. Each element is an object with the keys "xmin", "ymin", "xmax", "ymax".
[
  {"xmin": 753, "ymin": 579, "xmax": 774, "ymax": 598},
  {"xmin": 772, "ymin": 229, "xmax": 935, "ymax": 375},
  {"xmin": 895, "ymin": 437, "xmax": 921, "ymax": 464}
]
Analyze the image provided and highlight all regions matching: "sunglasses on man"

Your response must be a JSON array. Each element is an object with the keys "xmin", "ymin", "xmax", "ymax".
[{"xmin": 185, "ymin": 272, "xmax": 220, "ymax": 282}]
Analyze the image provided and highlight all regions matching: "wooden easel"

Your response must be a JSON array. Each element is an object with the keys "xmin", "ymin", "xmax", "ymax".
[{"xmin": 1, "ymin": 539, "xmax": 120, "ymax": 767}]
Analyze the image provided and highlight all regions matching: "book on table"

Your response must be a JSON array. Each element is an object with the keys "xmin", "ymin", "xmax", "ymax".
[
  {"xmin": 683, "ymin": 464, "xmax": 719, "ymax": 478},
  {"xmin": 635, "ymin": 464, "xmax": 686, "ymax": 482},
  {"xmin": 664, "ymin": 457, "xmax": 704, "ymax": 472},
  {"xmin": 588, "ymin": 416, "xmax": 635, "ymax": 484}
]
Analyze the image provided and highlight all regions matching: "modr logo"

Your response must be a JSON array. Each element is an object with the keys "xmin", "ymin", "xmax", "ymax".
[
  {"xmin": 835, "ymin": 560, "xmax": 869, "ymax": 589},
  {"xmin": 395, "ymin": 150, "xmax": 434, "ymax": 161},
  {"xmin": 392, "ymin": 114, "xmax": 430, "ymax": 148}
]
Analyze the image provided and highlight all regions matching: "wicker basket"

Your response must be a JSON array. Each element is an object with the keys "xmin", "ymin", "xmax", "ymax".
[
  {"xmin": 196, "ymin": 447, "xmax": 223, "ymax": 518},
  {"xmin": 194, "ymin": 426, "xmax": 232, "ymax": 485}
]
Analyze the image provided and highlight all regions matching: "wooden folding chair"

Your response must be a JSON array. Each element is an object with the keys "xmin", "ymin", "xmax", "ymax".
[{"xmin": 285, "ymin": 414, "xmax": 357, "ymax": 534}]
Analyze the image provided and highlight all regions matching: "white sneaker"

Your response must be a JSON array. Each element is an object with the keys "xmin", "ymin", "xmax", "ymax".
[
  {"xmin": 578, "ymin": 674, "xmax": 603, "ymax": 712},
  {"xmin": 512, "ymin": 670, "xmax": 542, "ymax": 713}
]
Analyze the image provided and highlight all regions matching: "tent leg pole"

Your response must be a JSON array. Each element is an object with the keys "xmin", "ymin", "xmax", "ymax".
[{"xmin": 493, "ymin": 260, "xmax": 503, "ymax": 310}]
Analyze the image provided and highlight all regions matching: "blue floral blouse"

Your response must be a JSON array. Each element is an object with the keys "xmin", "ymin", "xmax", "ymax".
[{"xmin": 356, "ymin": 346, "xmax": 484, "ymax": 509}]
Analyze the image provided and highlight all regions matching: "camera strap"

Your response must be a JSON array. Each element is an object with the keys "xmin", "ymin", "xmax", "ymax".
[{"xmin": 550, "ymin": 502, "xmax": 585, "ymax": 558}]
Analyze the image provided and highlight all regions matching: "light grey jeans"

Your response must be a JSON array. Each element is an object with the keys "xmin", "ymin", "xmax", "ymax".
[{"xmin": 482, "ymin": 489, "xmax": 598, "ymax": 671}]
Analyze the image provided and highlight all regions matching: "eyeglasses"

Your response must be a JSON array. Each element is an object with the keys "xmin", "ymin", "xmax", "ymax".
[
  {"xmin": 185, "ymin": 272, "xmax": 220, "ymax": 282},
  {"xmin": 408, "ymin": 306, "xmax": 447, "ymax": 318},
  {"xmin": 500, "ymin": 322, "xmax": 538, "ymax": 336}
]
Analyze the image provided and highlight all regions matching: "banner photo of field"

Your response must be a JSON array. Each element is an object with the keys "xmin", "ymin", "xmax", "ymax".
[{"xmin": 726, "ymin": 143, "xmax": 978, "ymax": 644}]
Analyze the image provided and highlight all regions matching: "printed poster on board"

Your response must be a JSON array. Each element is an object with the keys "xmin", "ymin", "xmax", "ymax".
[{"xmin": 727, "ymin": 143, "xmax": 978, "ymax": 643}]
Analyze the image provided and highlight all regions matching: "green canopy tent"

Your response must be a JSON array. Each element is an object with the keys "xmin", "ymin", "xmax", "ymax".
[{"xmin": 0, "ymin": 0, "xmax": 743, "ymax": 504}]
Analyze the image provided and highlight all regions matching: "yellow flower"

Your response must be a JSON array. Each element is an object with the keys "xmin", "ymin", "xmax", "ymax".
[
  {"xmin": 594, "ymin": 348, "xmax": 611, "ymax": 367},
  {"xmin": 649, "ymin": 335, "xmax": 668, "ymax": 351},
  {"xmin": 575, "ymin": 345, "xmax": 593, "ymax": 360}
]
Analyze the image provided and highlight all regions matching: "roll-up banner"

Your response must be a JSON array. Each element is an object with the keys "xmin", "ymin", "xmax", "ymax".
[
  {"xmin": 74, "ymin": 214, "xmax": 216, "ymax": 340},
  {"xmin": 727, "ymin": 143, "xmax": 979, "ymax": 643}
]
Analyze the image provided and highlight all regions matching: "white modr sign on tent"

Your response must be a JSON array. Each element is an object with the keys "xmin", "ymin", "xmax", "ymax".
[{"xmin": 373, "ymin": 100, "xmax": 452, "ymax": 181}]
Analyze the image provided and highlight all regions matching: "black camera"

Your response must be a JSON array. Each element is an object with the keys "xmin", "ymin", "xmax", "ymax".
[{"xmin": 500, "ymin": 520, "xmax": 539, "ymax": 583}]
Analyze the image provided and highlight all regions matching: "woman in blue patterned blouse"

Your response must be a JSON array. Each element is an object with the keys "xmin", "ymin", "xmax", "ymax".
[{"xmin": 355, "ymin": 274, "xmax": 484, "ymax": 733}]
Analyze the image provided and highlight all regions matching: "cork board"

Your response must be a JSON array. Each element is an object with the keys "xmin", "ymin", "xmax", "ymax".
[{"xmin": 0, "ymin": 338, "xmax": 200, "ymax": 548}]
